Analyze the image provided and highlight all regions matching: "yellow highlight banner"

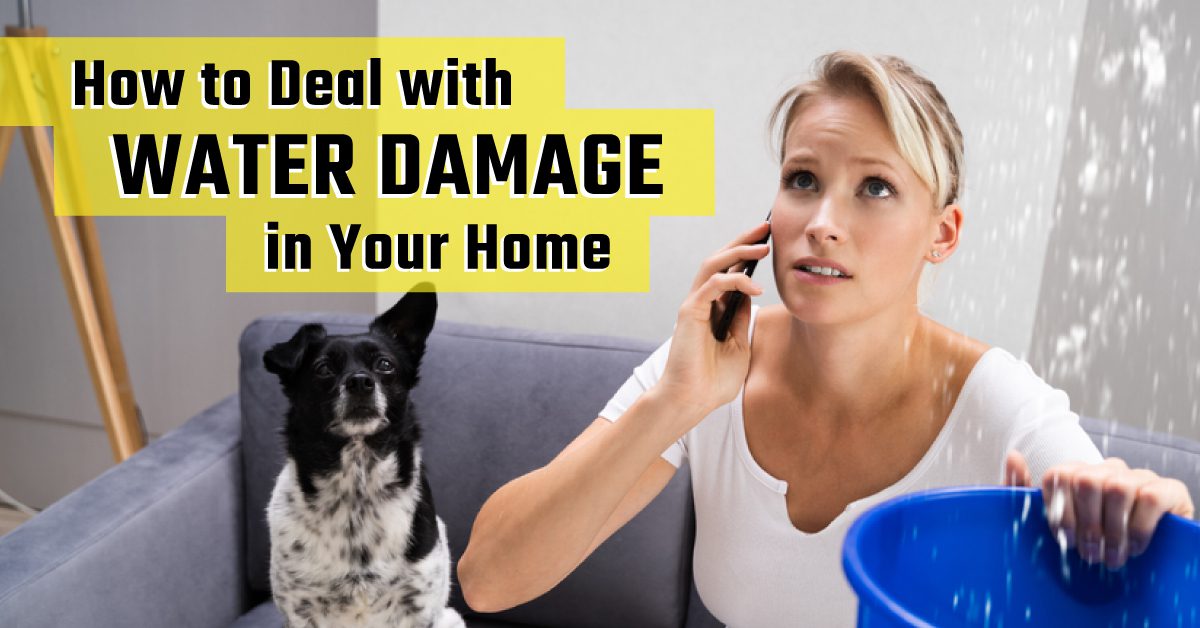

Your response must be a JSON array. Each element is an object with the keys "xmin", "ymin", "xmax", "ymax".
[{"xmin": 0, "ymin": 37, "xmax": 714, "ymax": 292}]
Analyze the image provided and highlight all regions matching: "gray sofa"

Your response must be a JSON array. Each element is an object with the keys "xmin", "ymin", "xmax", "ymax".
[{"xmin": 1, "ymin": 312, "xmax": 1198, "ymax": 628}]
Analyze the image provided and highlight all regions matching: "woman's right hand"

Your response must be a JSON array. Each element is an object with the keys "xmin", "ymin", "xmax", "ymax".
[{"xmin": 654, "ymin": 220, "xmax": 771, "ymax": 421}]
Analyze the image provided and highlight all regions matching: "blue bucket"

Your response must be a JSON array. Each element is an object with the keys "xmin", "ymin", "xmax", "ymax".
[{"xmin": 842, "ymin": 486, "xmax": 1200, "ymax": 627}]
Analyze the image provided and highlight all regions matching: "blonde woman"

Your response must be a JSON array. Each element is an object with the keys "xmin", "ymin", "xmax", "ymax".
[{"xmin": 456, "ymin": 51, "xmax": 1195, "ymax": 626}]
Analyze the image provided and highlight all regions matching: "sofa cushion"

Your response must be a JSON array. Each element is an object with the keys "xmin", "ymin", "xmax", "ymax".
[
  {"xmin": 239, "ymin": 314, "xmax": 695, "ymax": 628},
  {"xmin": 229, "ymin": 599, "xmax": 549, "ymax": 628},
  {"xmin": 228, "ymin": 600, "xmax": 281, "ymax": 628}
]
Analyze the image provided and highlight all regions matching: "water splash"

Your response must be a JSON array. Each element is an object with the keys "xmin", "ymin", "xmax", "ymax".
[
  {"xmin": 1029, "ymin": 0, "xmax": 1200, "ymax": 453},
  {"xmin": 1058, "ymin": 527, "xmax": 1073, "ymax": 583}
]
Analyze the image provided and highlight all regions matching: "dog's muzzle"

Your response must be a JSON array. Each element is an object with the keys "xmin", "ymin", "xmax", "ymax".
[{"xmin": 332, "ymin": 374, "xmax": 388, "ymax": 436}]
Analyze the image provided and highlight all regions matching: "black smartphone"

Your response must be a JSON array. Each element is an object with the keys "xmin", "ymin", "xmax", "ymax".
[{"xmin": 711, "ymin": 211, "xmax": 772, "ymax": 342}]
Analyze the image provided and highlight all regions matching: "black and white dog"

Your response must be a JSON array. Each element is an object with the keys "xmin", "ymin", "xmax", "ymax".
[{"xmin": 263, "ymin": 287, "xmax": 464, "ymax": 628}]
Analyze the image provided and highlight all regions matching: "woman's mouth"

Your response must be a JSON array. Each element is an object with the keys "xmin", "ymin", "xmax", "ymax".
[
  {"xmin": 797, "ymin": 264, "xmax": 848, "ymax": 277},
  {"xmin": 794, "ymin": 259, "xmax": 852, "ymax": 284}
]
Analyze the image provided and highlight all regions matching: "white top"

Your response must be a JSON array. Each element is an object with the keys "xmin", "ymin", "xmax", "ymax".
[{"xmin": 598, "ymin": 306, "xmax": 1103, "ymax": 627}]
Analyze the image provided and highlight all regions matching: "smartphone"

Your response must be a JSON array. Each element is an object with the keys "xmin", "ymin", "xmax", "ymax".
[{"xmin": 710, "ymin": 211, "xmax": 772, "ymax": 342}]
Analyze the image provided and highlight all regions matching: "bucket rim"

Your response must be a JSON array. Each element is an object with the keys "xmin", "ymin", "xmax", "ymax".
[
  {"xmin": 841, "ymin": 484, "xmax": 1200, "ymax": 626},
  {"xmin": 841, "ymin": 485, "xmax": 1039, "ymax": 627}
]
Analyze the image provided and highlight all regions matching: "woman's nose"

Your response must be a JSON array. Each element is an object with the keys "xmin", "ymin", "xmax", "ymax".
[{"xmin": 804, "ymin": 196, "xmax": 846, "ymax": 244}]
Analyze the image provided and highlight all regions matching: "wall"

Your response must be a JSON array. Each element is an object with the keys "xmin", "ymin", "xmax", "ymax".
[
  {"xmin": 378, "ymin": 1, "xmax": 1089, "ymax": 358},
  {"xmin": 382, "ymin": 2, "xmax": 1199, "ymax": 442},
  {"xmin": 5, "ymin": 0, "xmax": 1194, "ymax": 510},
  {"xmin": 0, "ymin": 0, "xmax": 378, "ymax": 509},
  {"xmin": 1030, "ymin": 0, "xmax": 1200, "ymax": 441}
]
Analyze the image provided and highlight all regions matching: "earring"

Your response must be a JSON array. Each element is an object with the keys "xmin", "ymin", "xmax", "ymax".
[{"xmin": 931, "ymin": 250, "xmax": 942, "ymax": 259}]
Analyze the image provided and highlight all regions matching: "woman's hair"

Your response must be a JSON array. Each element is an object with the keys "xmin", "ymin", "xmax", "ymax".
[{"xmin": 768, "ymin": 51, "xmax": 964, "ymax": 209}]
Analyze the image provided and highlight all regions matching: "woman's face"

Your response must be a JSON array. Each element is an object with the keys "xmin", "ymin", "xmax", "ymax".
[{"xmin": 770, "ymin": 93, "xmax": 957, "ymax": 326}]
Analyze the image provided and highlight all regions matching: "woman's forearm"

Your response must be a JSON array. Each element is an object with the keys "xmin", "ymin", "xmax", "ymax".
[{"xmin": 457, "ymin": 386, "xmax": 700, "ymax": 612}]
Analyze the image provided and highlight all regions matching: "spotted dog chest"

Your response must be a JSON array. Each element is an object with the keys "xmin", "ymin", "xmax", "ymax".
[{"xmin": 268, "ymin": 441, "xmax": 454, "ymax": 627}]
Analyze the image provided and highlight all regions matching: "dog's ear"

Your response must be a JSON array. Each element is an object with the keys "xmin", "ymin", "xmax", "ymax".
[
  {"xmin": 370, "ymin": 283, "xmax": 437, "ymax": 356},
  {"xmin": 263, "ymin": 323, "xmax": 327, "ymax": 380}
]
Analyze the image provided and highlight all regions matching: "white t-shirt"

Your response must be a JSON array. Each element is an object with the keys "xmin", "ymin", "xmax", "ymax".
[{"xmin": 598, "ymin": 306, "xmax": 1103, "ymax": 627}]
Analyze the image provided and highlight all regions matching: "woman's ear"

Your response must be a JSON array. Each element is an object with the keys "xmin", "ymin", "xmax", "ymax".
[{"xmin": 927, "ymin": 203, "xmax": 963, "ymax": 263}]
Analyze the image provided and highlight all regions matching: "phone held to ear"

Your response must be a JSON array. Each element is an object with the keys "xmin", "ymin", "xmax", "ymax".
[{"xmin": 710, "ymin": 211, "xmax": 772, "ymax": 342}]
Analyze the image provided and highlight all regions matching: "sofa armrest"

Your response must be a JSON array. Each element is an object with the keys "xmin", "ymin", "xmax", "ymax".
[{"xmin": 0, "ymin": 394, "xmax": 248, "ymax": 628}]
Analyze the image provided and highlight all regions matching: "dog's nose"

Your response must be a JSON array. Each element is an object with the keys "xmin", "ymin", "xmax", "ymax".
[{"xmin": 347, "ymin": 373, "xmax": 374, "ymax": 394}]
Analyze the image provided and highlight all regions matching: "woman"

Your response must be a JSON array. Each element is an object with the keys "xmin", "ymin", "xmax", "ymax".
[{"xmin": 456, "ymin": 51, "xmax": 1195, "ymax": 625}]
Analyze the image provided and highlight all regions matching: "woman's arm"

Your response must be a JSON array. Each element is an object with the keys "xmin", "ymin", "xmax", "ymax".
[
  {"xmin": 458, "ymin": 220, "xmax": 771, "ymax": 613},
  {"xmin": 999, "ymin": 374, "xmax": 1194, "ymax": 570},
  {"xmin": 456, "ymin": 394, "xmax": 697, "ymax": 613},
  {"xmin": 1006, "ymin": 450, "xmax": 1194, "ymax": 570}
]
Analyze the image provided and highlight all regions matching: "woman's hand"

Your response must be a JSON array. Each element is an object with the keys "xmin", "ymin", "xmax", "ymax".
[
  {"xmin": 654, "ymin": 220, "xmax": 770, "ymax": 420},
  {"xmin": 1005, "ymin": 450, "xmax": 1195, "ymax": 569}
]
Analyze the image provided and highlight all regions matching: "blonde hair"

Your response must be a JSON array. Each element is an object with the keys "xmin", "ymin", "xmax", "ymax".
[{"xmin": 768, "ymin": 51, "xmax": 964, "ymax": 209}]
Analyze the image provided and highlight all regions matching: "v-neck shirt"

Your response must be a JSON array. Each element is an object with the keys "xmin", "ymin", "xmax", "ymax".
[{"xmin": 598, "ymin": 305, "xmax": 1103, "ymax": 627}]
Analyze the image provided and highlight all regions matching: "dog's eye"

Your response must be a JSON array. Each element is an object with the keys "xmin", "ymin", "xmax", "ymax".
[
  {"xmin": 313, "ymin": 361, "xmax": 334, "ymax": 378},
  {"xmin": 374, "ymin": 357, "xmax": 395, "ymax": 373}
]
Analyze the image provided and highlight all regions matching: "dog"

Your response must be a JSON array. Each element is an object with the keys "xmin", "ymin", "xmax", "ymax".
[{"xmin": 263, "ymin": 286, "xmax": 464, "ymax": 628}]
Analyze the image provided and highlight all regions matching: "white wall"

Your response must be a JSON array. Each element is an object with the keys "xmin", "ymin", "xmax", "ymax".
[{"xmin": 378, "ymin": 1, "xmax": 1089, "ymax": 360}]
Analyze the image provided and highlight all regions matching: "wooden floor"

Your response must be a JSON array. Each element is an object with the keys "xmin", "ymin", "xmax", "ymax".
[{"xmin": 0, "ymin": 505, "xmax": 34, "ymax": 537}]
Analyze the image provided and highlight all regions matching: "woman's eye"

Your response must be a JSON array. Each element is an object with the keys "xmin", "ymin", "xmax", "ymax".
[
  {"xmin": 864, "ymin": 177, "xmax": 894, "ymax": 199},
  {"xmin": 314, "ymin": 361, "xmax": 334, "ymax": 377},
  {"xmin": 787, "ymin": 170, "xmax": 816, "ymax": 190},
  {"xmin": 375, "ymin": 357, "xmax": 395, "ymax": 373}
]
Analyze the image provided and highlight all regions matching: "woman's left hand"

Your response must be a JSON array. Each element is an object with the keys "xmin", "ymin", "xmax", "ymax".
[{"xmin": 1004, "ymin": 450, "xmax": 1195, "ymax": 569}]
